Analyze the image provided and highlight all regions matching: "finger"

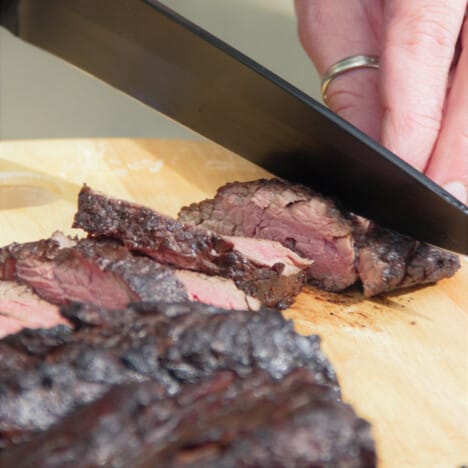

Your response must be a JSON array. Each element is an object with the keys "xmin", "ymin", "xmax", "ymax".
[
  {"xmin": 426, "ymin": 17, "xmax": 468, "ymax": 204},
  {"xmin": 380, "ymin": 0, "xmax": 467, "ymax": 171},
  {"xmin": 295, "ymin": 0, "xmax": 384, "ymax": 140}
]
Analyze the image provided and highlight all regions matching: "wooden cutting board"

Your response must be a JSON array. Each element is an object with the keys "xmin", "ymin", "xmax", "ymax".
[{"xmin": 1, "ymin": 139, "xmax": 467, "ymax": 467}]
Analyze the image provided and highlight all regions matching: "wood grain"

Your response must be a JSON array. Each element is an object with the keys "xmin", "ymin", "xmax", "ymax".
[{"xmin": 1, "ymin": 139, "xmax": 467, "ymax": 468}]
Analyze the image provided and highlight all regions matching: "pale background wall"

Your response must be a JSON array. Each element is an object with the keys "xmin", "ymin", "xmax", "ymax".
[{"xmin": 0, "ymin": 0, "xmax": 321, "ymax": 140}]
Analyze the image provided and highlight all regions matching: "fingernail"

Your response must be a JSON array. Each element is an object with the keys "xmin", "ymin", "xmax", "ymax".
[{"xmin": 443, "ymin": 181, "xmax": 467, "ymax": 204}]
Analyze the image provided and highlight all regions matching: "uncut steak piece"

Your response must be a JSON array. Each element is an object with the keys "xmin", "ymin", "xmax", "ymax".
[
  {"xmin": 1, "ymin": 369, "xmax": 375, "ymax": 468},
  {"xmin": 351, "ymin": 215, "xmax": 461, "ymax": 296},
  {"xmin": 0, "ymin": 301, "xmax": 338, "ymax": 449},
  {"xmin": 178, "ymin": 178, "xmax": 460, "ymax": 296},
  {"xmin": 0, "ymin": 233, "xmax": 259, "ymax": 312},
  {"xmin": 0, "ymin": 282, "xmax": 69, "ymax": 338},
  {"xmin": 73, "ymin": 185, "xmax": 311, "ymax": 308}
]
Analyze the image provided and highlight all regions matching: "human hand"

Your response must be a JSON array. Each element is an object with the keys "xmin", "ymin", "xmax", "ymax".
[{"xmin": 295, "ymin": 0, "xmax": 468, "ymax": 204}]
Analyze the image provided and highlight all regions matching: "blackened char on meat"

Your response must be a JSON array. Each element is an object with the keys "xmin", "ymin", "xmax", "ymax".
[
  {"xmin": 1, "ymin": 369, "xmax": 375, "ymax": 468},
  {"xmin": 178, "ymin": 178, "xmax": 460, "ymax": 296},
  {"xmin": 0, "ymin": 325, "xmax": 72, "ymax": 379},
  {"xmin": 351, "ymin": 214, "xmax": 461, "ymax": 296},
  {"xmin": 0, "ymin": 234, "xmax": 260, "ymax": 313},
  {"xmin": 0, "ymin": 302, "xmax": 338, "ymax": 449},
  {"xmin": 73, "ymin": 185, "xmax": 311, "ymax": 308}
]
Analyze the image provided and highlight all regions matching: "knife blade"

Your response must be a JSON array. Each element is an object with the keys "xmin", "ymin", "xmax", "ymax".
[{"xmin": 1, "ymin": 0, "xmax": 467, "ymax": 253}]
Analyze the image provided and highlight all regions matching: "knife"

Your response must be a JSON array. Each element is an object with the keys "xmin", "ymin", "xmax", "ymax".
[{"xmin": 1, "ymin": 0, "xmax": 467, "ymax": 253}]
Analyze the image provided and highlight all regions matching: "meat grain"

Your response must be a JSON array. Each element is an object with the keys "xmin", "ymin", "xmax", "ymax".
[
  {"xmin": 0, "ymin": 234, "xmax": 260, "ymax": 312},
  {"xmin": 73, "ymin": 185, "xmax": 311, "ymax": 308},
  {"xmin": 0, "ymin": 282, "xmax": 68, "ymax": 338},
  {"xmin": 179, "ymin": 178, "xmax": 460, "ymax": 295}
]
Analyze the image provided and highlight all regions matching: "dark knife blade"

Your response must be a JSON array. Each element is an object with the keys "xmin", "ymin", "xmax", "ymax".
[{"xmin": 1, "ymin": 0, "xmax": 467, "ymax": 253}]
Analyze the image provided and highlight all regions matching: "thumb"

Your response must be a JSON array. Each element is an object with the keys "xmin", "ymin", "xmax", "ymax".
[{"xmin": 295, "ymin": 0, "xmax": 384, "ymax": 140}]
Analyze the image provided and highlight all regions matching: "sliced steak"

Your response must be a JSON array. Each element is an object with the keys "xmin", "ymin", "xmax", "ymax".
[
  {"xmin": 178, "ymin": 178, "xmax": 357, "ymax": 291},
  {"xmin": 1, "ymin": 369, "xmax": 375, "ymax": 468},
  {"xmin": 178, "ymin": 178, "xmax": 460, "ymax": 296},
  {"xmin": 73, "ymin": 185, "xmax": 311, "ymax": 308},
  {"xmin": 0, "ymin": 235, "xmax": 259, "ymax": 312},
  {"xmin": 0, "ymin": 302, "xmax": 338, "ymax": 449},
  {"xmin": 175, "ymin": 270, "xmax": 260, "ymax": 310},
  {"xmin": 0, "ymin": 282, "xmax": 69, "ymax": 338},
  {"xmin": 0, "ymin": 235, "xmax": 186, "ymax": 307},
  {"xmin": 351, "ymin": 215, "xmax": 461, "ymax": 296}
]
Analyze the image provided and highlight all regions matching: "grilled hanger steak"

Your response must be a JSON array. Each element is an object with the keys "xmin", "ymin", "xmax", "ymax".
[
  {"xmin": 73, "ymin": 185, "xmax": 311, "ymax": 308},
  {"xmin": 178, "ymin": 178, "xmax": 460, "ymax": 295},
  {"xmin": 0, "ymin": 302, "xmax": 339, "ymax": 450},
  {"xmin": 1, "ymin": 176, "xmax": 459, "ymax": 466},
  {"xmin": 0, "ymin": 232, "xmax": 261, "ymax": 312},
  {"xmin": 1, "ymin": 369, "xmax": 375, "ymax": 468}
]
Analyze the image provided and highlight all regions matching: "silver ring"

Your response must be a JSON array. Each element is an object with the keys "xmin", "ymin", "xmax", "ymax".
[{"xmin": 321, "ymin": 55, "xmax": 379, "ymax": 103}]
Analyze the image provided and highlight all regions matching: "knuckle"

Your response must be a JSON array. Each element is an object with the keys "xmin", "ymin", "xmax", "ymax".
[
  {"xmin": 408, "ymin": 112, "xmax": 441, "ymax": 133},
  {"xmin": 324, "ymin": 69, "xmax": 380, "ymax": 129},
  {"xmin": 325, "ymin": 73, "xmax": 378, "ymax": 116},
  {"xmin": 409, "ymin": 110, "xmax": 441, "ymax": 132},
  {"xmin": 392, "ymin": 107, "xmax": 442, "ymax": 133},
  {"xmin": 326, "ymin": 85, "xmax": 366, "ymax": 119},
  {"xmin": 393, "ymin": 7, "xmax": 460, "ymax": 57}
]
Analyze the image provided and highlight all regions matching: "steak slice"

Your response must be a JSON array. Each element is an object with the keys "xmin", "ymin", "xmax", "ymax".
[
  {"xmin": 178, "ymin": 178, "xmax": 460, "ymax": 296},
  {"xmin": 0, "ymin": 234, "xmax": 259, "ymax": 312},
  {"xmin": 351, "ymin": 215, "xmax": 461, "ymax": 296},
  {"xmin": 0, "ymin": 302, "xmax": 338, "ymax": 449},
  {"xmin": 1, "ymin": 369, "xmax": 375, "ymax": 468},
  {"xmin": 0, "ymin": 234, "xmax": 186, "ymax": 308},
  {"xmin": 178, "ymin": 178, "xmax": 357, "ymax": 291},
  {"xmin": 73, "ymin": 185, "xmax": 311, "ymax": 308},
  {"xmin": 0, "ymin": 282, "xmax": 69, "ymax": 338},
  {"xmin": 175, "ymin": 270, "xmax": 260, "ymax": 311}
]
